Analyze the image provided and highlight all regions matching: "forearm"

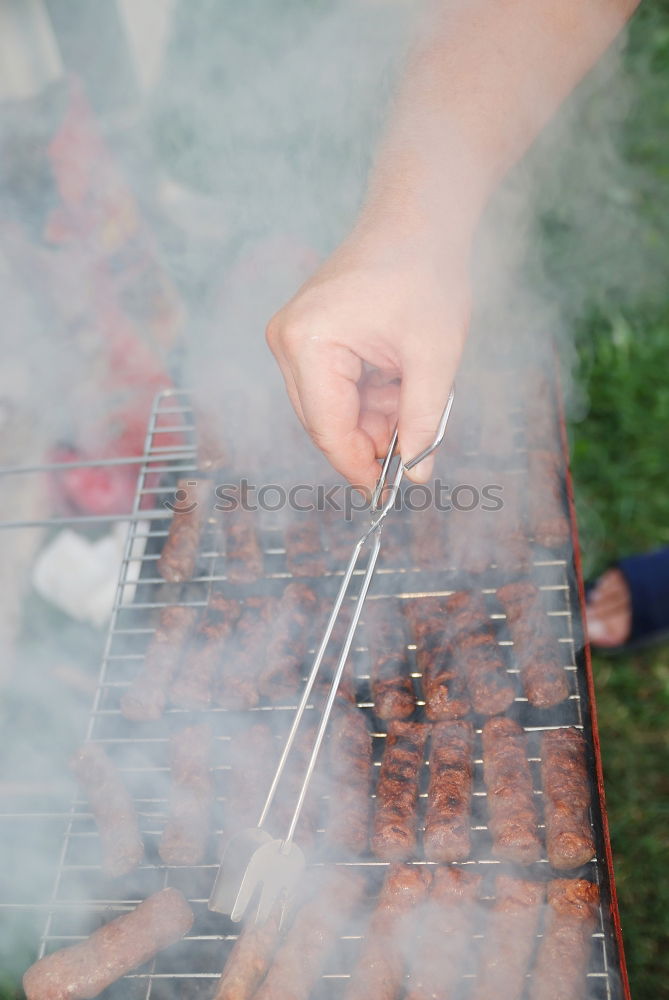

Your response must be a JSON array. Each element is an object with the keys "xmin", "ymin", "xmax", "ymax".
[{"xmin": 358, "ymin": 0, "xmax": 640, "ymax": 248}]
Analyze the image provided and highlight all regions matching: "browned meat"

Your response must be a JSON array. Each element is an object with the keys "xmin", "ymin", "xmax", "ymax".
[
  {"xmin": 365, "ymin": 598, "xmax": 415, "ymax": 720},
  {"xmin": 212, "ymin": 906, "xmax": 282, "ymax": 1000},
  {"xmin": 406, "ymin": 867, "xmax": 482, "ymax": 1000},
  {"xmin": 406, "ymin": 597, "xmax": 470, "ymax": 720},
  {"xmin": 284, "ymin": 512, "xmax": 325, "ymax": 577},
  {"xmin": 121, "ymin": 605, "xmax": 198, "ymax": 721},
  {"xmin": 482, "ymin": 718, "xmax": 541, "ymax": 864},
  {"xmin": 254, "ymin": 869, "xmax": 365, "ymax": 1000},
  {"xmin": 445, "ymin": 592, "xmax": 514, "ymax": 716},
  {"xmin": 158, "ymin": 478, "xmax": 210, "ymax": 582},
  {"xmin": 214, "ymin": 597, "xmax": 274, "ymax": 709},
  {"xmin": 496, "ymin": 580, "xmax": 569, "ymax": 708},
  {"xmin": 469, "ymin": 877, "xmax": 544, "ymax": 1000},
  {"xmin": 223, "ymin": 722, "xmax": 275, "ymax": 842},
  {"xmin": 532, "ymin": 879, "xmax": 599, "ymax": 1000},
  {"xmin": 225, "ymin": 487, "xmax": 263, "ymax": 584},
  {"xmin": 344, "ymin": 864, "xmax": 431, "ymax": 1000},
  {"xmin": 489, "ymin": 475, "xmax": 531, "ymax": 573},
  {"xmin": 445, "ymin": 465, "xmax": 498, "ymax": 574},
  {"xmin": 258, "ymin": 583, "xmax": 318, "ymax": 701},
  {"xmin": 527, "ymin": 449, "xmax": 570, "ymax": 549},
  {"xmin": 325, "ymin": 698, "xmax": 372, "ymax": 856},
  {"xmin": 318, "ymin": 600, "xmax": 358, "ymax": 705},
  {"xmin": 424, "ymin": 720, "xmax": 474, "ymax": 862},
  {"xmin": 170, "ymin": 594, "xmax": 241, "ymax": 709},
  {"xmin": 159, "ymin": 722, "xmax": 214, "ymax": 866},
  {"xmin": 541, "ymin": 728, "xmax": 595, "ymax": 869},
  {"xmin": 23, "ymin": 887, "xmax": 193, "ymax": 1000},
  {"xmin": 410, "ymin": 506, "xmax": 447, "ymax": 569},
  {"xmin": 69, "ymin": 743, "xmax": 143, "ymax": 878},
  {"xmin": 371, "ymin": 721, "xmax": 428, "ymax": 861}
]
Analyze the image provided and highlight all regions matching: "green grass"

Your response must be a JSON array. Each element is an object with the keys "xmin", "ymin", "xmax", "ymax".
[{"xmin": 566, "ymin": 7, "xmax": 669, "ymax": 997}]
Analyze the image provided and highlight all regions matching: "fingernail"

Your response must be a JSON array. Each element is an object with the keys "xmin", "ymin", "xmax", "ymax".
[{"xmin": 405, "ymin": 456, "xmax": 434, "ymax": 484}]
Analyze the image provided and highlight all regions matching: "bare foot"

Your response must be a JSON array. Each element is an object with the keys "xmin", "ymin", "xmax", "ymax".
[{"xmin": 586, "ymin": 568, "xmax": 632, "ymax": 647}]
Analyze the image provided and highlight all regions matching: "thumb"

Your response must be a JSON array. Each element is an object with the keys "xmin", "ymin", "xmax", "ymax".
[{"xmin": 398, "ymin": 352, "xmax": 456, "ymax": 483}]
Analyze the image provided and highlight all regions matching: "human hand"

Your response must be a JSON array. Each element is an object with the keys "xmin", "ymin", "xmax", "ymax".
[{"xmin": 266, "ymin": 228, "xmax": 471, "ymax": 492}]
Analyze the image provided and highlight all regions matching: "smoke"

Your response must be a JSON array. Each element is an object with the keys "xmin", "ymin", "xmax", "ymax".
[{"xmin": 0, "ymin": 1, "xmax": 648, "ymax": 996}]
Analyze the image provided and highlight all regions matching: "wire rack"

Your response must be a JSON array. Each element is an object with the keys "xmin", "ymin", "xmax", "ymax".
[{"xmin": 11, "ymin": 388, "xmax": 626, "ymax": 1000}]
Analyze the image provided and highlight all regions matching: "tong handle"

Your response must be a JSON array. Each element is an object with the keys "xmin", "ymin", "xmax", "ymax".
[{"xmin": 257, "ymin": 387, "xmax": 455, "ymax": 843}]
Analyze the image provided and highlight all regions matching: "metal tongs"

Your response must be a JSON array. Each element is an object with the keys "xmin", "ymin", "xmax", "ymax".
[{"xmin": 209, "ymin": 388, "xmax": 455, "ymax": 924}]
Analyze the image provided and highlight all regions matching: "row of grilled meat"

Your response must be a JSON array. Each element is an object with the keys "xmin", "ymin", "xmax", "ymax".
[{"xmin": 121, "ymin": 582, "xmax": 570, "ymax": 723}]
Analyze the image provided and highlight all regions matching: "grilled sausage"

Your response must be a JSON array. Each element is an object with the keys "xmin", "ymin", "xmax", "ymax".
[
  {"xmin": 225, "ymin": 487, "xmax": 263, "ymax": 584},
  {"xmin": 23, "ymin": 887, "xmax": 193, "ymax": 1000},
  {"xmin": 212, "ymin": 906, "xmax": 282, "ymax": 1000},
  {"xmin": 445, "ymin": 592, "xmax": 514, "ymax": 716},
  {"xmin": 258, "ymin": 583, "xmax": 318, "ymax": 701},
  {"xmin": 223, "ymin": 722, "xmax": 275, "ymax": 841},
  {"xmin": 541, "ymin": 728, "xmax": 595, "ymax": 869},
  {"xmin": 527, "ymin": 449, "xmax": 570, "ymax": 549},
  {"xmin": 158, "ymin": 478, "xmax": 210, "ymax": 582},
  {"xmin": 159, "ymin": 722, "xmax": 214, "ymax": 866},
  {"xmin": 407, "ymin": 597, "xmax": 470, "ymax": 720},
  {"xmin": 445, "ymin": 465, "xmax": 497, "ymax": 575},
  {"xmin": 344, "ymin": 864, "xmax": 431, "ymax": 1000},
  {"xmin": 121, "ymin": 605, "xmax": 198, "ymax": 721},
  {"xmin": 410, "ymin": 505, "xmax": 447, "ymax": 569},
  {"xmin": 170, "ymin": 594, "xmax": 241, "ymax": 709},
  {"xmin": 268, "ymin": 722, "xmax": 322, "ymax": 854},
  {"xmin": 469, "ymin": 877, "xmax": 544, "ymax": 1000},
  {"xmin": 365, "ymin": 598, "xmax": 416, "ymax": 720},
  {"xmin": 214, "ymin": 597, "xmax": 273, "ymax": 709},
  {"xmin": 69, "ymin": 743, "xmax": 143, "ymax": 878},
  {"xmin": 405, "ymin": 867, "xmax": 482, "ymax": 1000},
  {"xmin": 482, "ymin": 718, "xmax": 541, "ymax": 864},
  {"xmin": 372, "ymin": 721, "xmax": 428, "ymax": 861},
  {"xmin": 424, "ymin": 720, "xmax": 474, "ymax": 863},
  {"xmin": 318, "ymin": 599, "xmax": 359, "ymax": 705},
  {"xmin": 496, "ymin": 580, "xmax": 569, "ymax": 708},
  {"xmin": 284, "ymin": 512, "xmax": 326, "ymax": 577},
  {"xmin": 254, "ymin": 869, "xmax": 365, "ymax": 1000},
  {"xmin": 489, "ymin": 475, "xmax": 530, "ymax": 574},
  {"xmin": 532, "ymin": 879, "xmax": 599, "ymax": 1000},
  {"xmin": 325, "ymin": 698, "xmax": 372, "ymax": 856}
]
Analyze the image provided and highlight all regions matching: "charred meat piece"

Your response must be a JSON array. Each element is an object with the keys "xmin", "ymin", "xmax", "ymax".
[
  {"xmin": 344, "ymin": 864, "xmax": 431, "ymax": 1000},
  {"xmin": 159, "ymin": 722, "xmax": 214, "ymax": 866},
  {"xmin": 527, "ymin": 449, "xmax": 570, "ymax": 550},
  {"xmin": 225, "ymin": 487, "xmax": 263, "ymax": 584},
  {"xmin": 541, "ymin": 728, "xmax": 595, "ymax": 870},
  {"xmin": 170, "ymin": 594, "xmax": 241, "ymax": 709},
  {"xmin": 69, "ymin": 743, "xmax": 143, "ymax": 878},
  {"xmin": 254, "ymin": 869, "xmax": 365, "ymax": 1000},
  {"xmin": 121, "ymin": 605, "xmax": 198, "ymax": 721},
  {"xmin": 469, "ymin": 877, "xmax": 544, "ymax": 1000},
  {"xmin": 212, "ymin": 906, "xmax": 282, "ymax": 1000},
  {"xmin": 325, "ymin": 698, "xmax": 372, "ymax": 856},
  {"xmin": 158, "ymin": 478, "xmax": 210, "ymax": 582},
  {"xmin": 258, "ymin": 583, "xmax": 318, "ymax": 701},
  {"xmin": 424, "ymin": 720, "xmax": 474, "ymax": 863},
  {"xmin": 223, "ymin": 722, "xmax": 275, "ymax": 841},
  {"xmin": 214, "ymin": 596, "xmax": 274, "ymax": 710},
  {"xmin": 482, "ymin": 718, "xmax": 541, "ymax": 864},
  {"xmin": 410, "ymin": 506, "xmax": 447, "ymax": 570},
  {"xmin": 496, "ymin": 580, "xmax": 569, "ymax": 708},
  {"xmin": 445, "ymin": 591, "xmax": 514, "ymax": 716},
  {"xmin": 284, "ymin": 512, "xmax": 326, "ymax": 577},
  {"xmin": 406, "ymin": 867, "xmax": 482, "ymax": 1000},
  {"xmin": 372, "ymin": 721, "xmax": 428, "ymax": 861},
  {"xmin": 365, "ymin": 598, "xmax": 415, "ymax": 720},
  {"xmin": 23, "ymin": 887, "xmax": 193, "ymax": 1000},
  {"xmin": 407, "ymin": 597, "xmax": 470, "ymax": 720},
  {"xmin": 532, "ymin": 879, "xmax": 599, "ymax": 1000}
]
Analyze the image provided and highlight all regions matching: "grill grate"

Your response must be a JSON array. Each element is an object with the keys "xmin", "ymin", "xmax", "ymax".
[{"xmin": 17, "ymin": 388, "xmax": 625, "ymax": 1000}]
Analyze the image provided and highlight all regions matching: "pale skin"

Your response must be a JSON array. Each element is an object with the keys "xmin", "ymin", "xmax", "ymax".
[{"xmin": 267, "ymin": 0, "xmax": 640, "ymax": 643}]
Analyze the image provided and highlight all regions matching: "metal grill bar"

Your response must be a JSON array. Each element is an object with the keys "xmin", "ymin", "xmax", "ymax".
[{"xmin": 2, "ymin": 388, "xmax": 623, "ymax": 1000}]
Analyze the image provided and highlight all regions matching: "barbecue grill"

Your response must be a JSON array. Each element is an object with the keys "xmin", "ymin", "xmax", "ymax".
[{"xmin": 3, "ymin": 383, "xmax": 630, "ymax": 1000}]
